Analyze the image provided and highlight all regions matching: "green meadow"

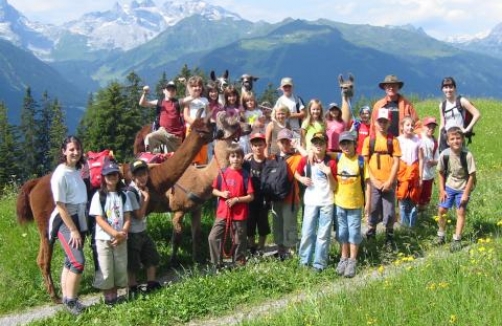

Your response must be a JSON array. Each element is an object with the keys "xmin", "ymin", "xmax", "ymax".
[{"xmin": 0, "ymin": 98, "xmax": 500, "ymax": 325}]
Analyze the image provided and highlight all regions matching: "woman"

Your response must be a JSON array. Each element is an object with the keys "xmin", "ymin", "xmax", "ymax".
[
  {"xmin": 438, "ymin": 76, "xmax": 481, "ymax": 152},
  {"xmin": 47, "ymin": 136, "xmax": 88, "ymax": 315}
]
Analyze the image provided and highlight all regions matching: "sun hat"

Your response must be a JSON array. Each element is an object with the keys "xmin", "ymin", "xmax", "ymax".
[
  {"xmin": 422, "ymin": 116, "xmax": 438, "ymax": 126},
  {"xmin": 130, "ymin": 159, "xmax": 148, "ymax": 174},
  {"xmin": 378, "ymin": 75, "xmax": 404, "ymax": 90},
  {"xmin": 376, "ymin": 108, "xmax": 390, "ymax": 121},
  {"xmin": 277, "ymin": 128, "xmax": 294, "ymax": 141},
  {"xmin": 249, "ymin": 132, "xmax": 266, "ymax": 141},
  {"xmin": 338, "ymin": 131, "xmax": 357, "ymax": 143},
  {"xmin": 102, "ymin": 160, "xmax": 120, "ymax": 175}
]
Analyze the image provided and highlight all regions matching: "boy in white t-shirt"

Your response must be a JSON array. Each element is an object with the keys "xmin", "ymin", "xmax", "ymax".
[{"xmin": 418, "ymin": 117, "xmax": 439, "ymax": 211}]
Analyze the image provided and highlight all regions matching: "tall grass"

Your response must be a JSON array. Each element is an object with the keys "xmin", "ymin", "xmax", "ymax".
[{"xmin": 0, "ymin": 98, "xmax": 500, "ymax": 325}]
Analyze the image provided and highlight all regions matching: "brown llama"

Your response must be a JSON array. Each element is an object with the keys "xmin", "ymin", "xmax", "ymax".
[
  {"xmin": 164, "ymin": 111, "xmax": 249, "ymax": 265},
  {"xmin": 16, "ymin": 108, "xmax": 213, "ymax": 303},
  {"xmin": 338, "ymin": 73, "xmax": 355, "ymax": 125}
]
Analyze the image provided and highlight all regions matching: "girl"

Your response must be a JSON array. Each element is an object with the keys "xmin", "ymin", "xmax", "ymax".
[
  {"xmin": 350, "ymin": 106, "xmax": 372, "ymax": 154},
  {"xmin": 300, "ymin": 99, "xmax": 325, "ymax": 150},
  {"xmin": 438, "ymin": 76, "xmax": 481, "ymax": 152},
  {"xmin": 89, "ymin": 160, "xmax": 132, "ymax": 306},
  {"xmin": 207, "ymin": 81, "xmax": 223, "ymax": 122},
  {"xmin": 223, "ymin": 85, "xmax": 243, "ymax": 118},
  {"xmin": 325, "ymin": 103, "xmax": 347, "ymax": 153},
  {"xmin": 48, "ymin": 136, "xmax": 88, "ymax": 315},
  {"xmin": 183, "ymin": 75, "xmax": 210, "ymax": 165},
  {"xmin": 241, "ymin": 92, "xmax": 266, "ymax": 153},
  {"xmin": 265, "ymin": 104, "xmax": 291, "ymax": 158},
  {"xmin": 396, "ymin": 116, "xmax": 424, "ymax": 228}
]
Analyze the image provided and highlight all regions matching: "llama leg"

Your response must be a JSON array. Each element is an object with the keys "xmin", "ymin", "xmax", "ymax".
[
  {"xmin": 170, "ymin": 211, "xmax": 184, "ymax": 266},
  {"xmin": 38, "ymin": 235, "xmax": 60, "ymax": 303},
  {"xmin": 191, "ymin": 208, "xmax": 205, "ymax": 264}
]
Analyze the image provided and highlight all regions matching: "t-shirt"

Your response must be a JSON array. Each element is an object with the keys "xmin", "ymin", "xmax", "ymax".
[
  {"xmin": 281, "ymin": 152, "xmax": 303, "ymax": 204},
  {"xmin": 48, "ymin": 164, "xmax": 88, "ymax": 236},
  {"xmin": 334, "ymin": 154, "xmax": 369, "ymax": 209},
  {"xmin": 301, "ymin": 120, "xmax": 325, "ymax": 150},
  {"xmin": 397, "ymin": 134, "xmax": 421, "ymax": 165},
  {"xmin": 246, "ymin": 157, "xmax": 266, "ymax": 204},
  {"xmin": 385, "ymin": 101, "xmax": 400, "ymax": 137},
  {"xmin": 158, "ymin": 98, "xmax": 184, "ymax": 137},
  {"xmin": 442, "ymin": 99, "xmax": 465, "ymax": 131},
  {"xmin": 126, "ymin": 183, "xmax": 146, "ymax": 234},
  {"xmin": 437, "ymin": 149, "xmax": 476, "ymax": 191},
  {"xmin": 420, "ymin": 134, "xmax": 439, "ymax": 181},
  {"xmin": 356, "ymin": 122, "xmax": 370, "ymax": 154},
  {"xmin": 296, "ymin": 156, "xmax": 337, "ymax": 206},
  {"xmin": 362, "ymin": 133, "xmax": 402, "ymax": 182},
  {"xmin": 89, "ymin": 191, "xmax": 133, "ymax": 241},
  {"xmin": 212, "ymin": 168, "xmax": 254, "ymax": 221},
  {"xmin": 326, "ymin": 119, "xmax": 346, "ymax": 151}
]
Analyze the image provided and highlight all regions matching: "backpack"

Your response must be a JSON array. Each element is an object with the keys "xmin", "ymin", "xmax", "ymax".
[
  {"xmin": 440, "ymin": 148, "xmax": 468, "ymax": 177},
  {"xmin": 441, "ymin": 95, "xmax": 475, "ymax": 144},
  {"xmin": 294, "ymin": 95, "xmax": 304, "ymax": 125},
  {"xmin": 83, "ymin": 150, "xmax": 115, "ymax": 189},
  {"xmin": 368, "ymin": 134, "xmax": 394, "ymax": 170},
  {"xmin": 334, "ymin": 153, "xmax": 366, "ymax": 194},
  {"xmin": 136, "ymin": 151, "xmax": 169, "ymax": 164},
  {"xmin": 260, "ymin": 155, "xmax": 292, "ymax": 201},
  {"xmin": 153, "ymin": 97, "xmax": 183, "ymax": 131}
]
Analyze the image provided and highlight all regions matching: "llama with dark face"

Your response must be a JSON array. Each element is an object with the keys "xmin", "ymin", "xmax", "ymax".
[
  {"xmin": 210, "ymin": 70, "xmax": 229, "ymax": 106},
  {"xmin": 239, "ymin": 74, "xmax": 259, "ymax": 105}
]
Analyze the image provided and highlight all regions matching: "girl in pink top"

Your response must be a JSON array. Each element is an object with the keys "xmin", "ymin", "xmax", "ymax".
[{"xmin": 325, "ymin": 103, "xmax": 347, "ymax": 153}]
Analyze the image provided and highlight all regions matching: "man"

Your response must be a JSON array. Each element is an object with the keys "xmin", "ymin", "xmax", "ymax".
[
  {"xmin": 371, "ymin": 75, "xmax": 419, "ymax": 137},
  {"xmin": 139, "ymin": 81, "xmax": 185, "ymax": 153}
]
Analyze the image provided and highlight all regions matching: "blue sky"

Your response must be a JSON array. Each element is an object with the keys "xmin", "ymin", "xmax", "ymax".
[{"xmin": 8, "ymin": 0, "xmax": 502, "ymax": 41}]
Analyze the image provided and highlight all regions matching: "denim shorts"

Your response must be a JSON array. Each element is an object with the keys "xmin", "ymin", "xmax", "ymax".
[
  {"xmin": 439, "ymin": 186, "xmax": 469, "ymax": 210},
  {"xmin": 335, "ymin": 206, "xmax": 363, "ymax": 245}
]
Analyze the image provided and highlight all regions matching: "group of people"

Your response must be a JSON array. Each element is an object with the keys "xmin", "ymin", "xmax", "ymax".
[{"xmin": 47, "ymin": 73, "xmax": 480, "ymax": 315}]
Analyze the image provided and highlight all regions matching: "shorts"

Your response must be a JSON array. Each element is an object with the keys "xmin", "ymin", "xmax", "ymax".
[
  {"xmin": 93, "ymin": 239, "xmax": 128, "ymax": 290},
  {"xmin": 418, "ymin": 179, "xmax": 434, "ymax": 206},
  {"xmin": 127, "ymin": 231, "xmax": 160, "ymax": 273},
  {"xmin": 247, "ymin": 201, "xmax": 271, "ymax": 237},
  {"xmin": 439, "ymin": 186, "xmax": 469, "ymax": 210}
]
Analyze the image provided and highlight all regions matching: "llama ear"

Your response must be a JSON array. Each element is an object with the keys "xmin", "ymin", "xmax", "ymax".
[
  {"xmin": 349, "ymin": 73, "xmax": 355, "ymax": 83},
  {"xmin": 253, "ymin": 76, "xmax": 259, "ymax": 81},
  {"xmin": 338, "ymin": 74, "xmax": 344, "ymax": 85},
  {"xmin": 223, "ymin": 69, "xmax": 229, "ymax": 79},
  {"xmin": 210, "ymin": 70, "xmax": 216, "ymax": 81}
]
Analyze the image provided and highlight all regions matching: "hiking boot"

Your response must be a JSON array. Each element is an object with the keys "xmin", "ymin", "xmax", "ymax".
[
  {"xmin": 450, "ymin": 239, "xmax": 462, "ymax": 252},
  {"xmin": 365, "ymin": 227, "xmax": 376, "ymax": 240},
  {"xmin": 335, "ymin": 258, "xmax": 348, "ymax": 276},
  {"xmin": 385, "ymin": 231, "xmax": 397, "ymax": 252},
  {"xmin": 65, "ymin": 299, "xmax": 87, "ymax": 315},
  {"xmin": 344, "ymin": 259, "xmax": 357, "ymax": 278},
  {"xmin": 146, "ymin": 281, "xmax": 162, "ymax": 292},
  {"xmin": 435, "ymin": 235, "xmax": 446, "ymax": 246}
]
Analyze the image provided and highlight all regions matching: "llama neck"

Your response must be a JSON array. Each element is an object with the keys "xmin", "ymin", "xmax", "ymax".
[
  {"xmin": 202, "ymin": 138, "xmax": 231, "ymax": 178},
  {"xmin": 150, "ymin": 131, "xmax": 205, "ymax": 193},
  {"xmin": 341, "ymin": 95, "xmax": 353, "ymax": 123}
]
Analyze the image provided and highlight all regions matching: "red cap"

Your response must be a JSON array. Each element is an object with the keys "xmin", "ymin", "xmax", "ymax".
[{"xmin": 250, "ymin": 132, "xmax": 266, "ymax": 141}]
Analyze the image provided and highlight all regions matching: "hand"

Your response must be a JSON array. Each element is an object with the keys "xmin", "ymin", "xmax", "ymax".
[
  {"xmin": 302, "ymin": 176, "xmax": 313, "ymax": 187},
  {"xmin": 142, "ymin": 85, "xmax": 150, "ymax": 94},
  {"xmin": 459, "ymin": 195, "xmax": 469, "ymax": 208},
  {"xmin": 318, "ymin": 162, "xmax": 331, "ymax": 175},
  {"xmin": 439, "ymin": 190, "xmax": 447, "ymax": 202},
  {"xmin": 381, "ymin": 180, "xmax": 393, "ymax": 192},
  {"xmin": 69, "ymin": 230, "xmax": 82, "ymax": 249},
  {"xmin": 226, "ymin": 197, "xmax": 239, "ymax": 208},
  {"xmin": 221, "ymin": 190, "xmax": 231, "ymax": 199}
]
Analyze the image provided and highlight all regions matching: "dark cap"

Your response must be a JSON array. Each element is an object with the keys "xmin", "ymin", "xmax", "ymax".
[
  {"xmin": 130, "ymin": 159, "xmax": 148, "ymax": 174},
  {"xmin": 311, "ymin": 132, "xmax": 328, "ymax": 143},
  {"xmin": 101, "ymin": 160, "xmax": 120, "ymax": 175},
  {"xmin": 339, "ymin": 131, "xmax": 357, "ymax": 143},
  {"xmin": 163, "ymin": 81, "xmax": 176, "ymax": 89}
]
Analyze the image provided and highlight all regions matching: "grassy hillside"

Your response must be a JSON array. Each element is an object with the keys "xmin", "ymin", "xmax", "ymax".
[{"xmin": 0, "ymin": 98, "xmax": 500, "ymax": 324}]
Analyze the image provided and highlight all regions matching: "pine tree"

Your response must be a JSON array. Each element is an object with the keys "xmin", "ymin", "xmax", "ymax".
[
  {"xmin": 258, "ymin": 82, "xmax": 279, "ymax": 106},
  {"xmin": 19, "ymin": 87, "xmax": 40, "ymax": 180},
  {"xmin": 48, "ymin": 98, "xmax": 68, "ymax": 169},
  {"xmin": 0, "ymin": 102, "xmax": 20, "ymax": 189},
  {"xmin": 38, "ymin": 91, "xmax": 53, "ymax": 175},
  {"xmin": 125, "ymin": 71, "xmax": 147, "ymax": 128}
]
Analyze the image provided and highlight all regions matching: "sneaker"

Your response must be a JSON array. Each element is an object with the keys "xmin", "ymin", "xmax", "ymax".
[
  {"xmin": 435, "ymin": 235, "xmax": 446, "ymax": 245},
  {"xmin": 365, "ymin": 227, "xmax": 376, "ymax": 240},
  {"xmin": 336, "ymin": 258, "xmax": 348, "ymax": 276},
  {"xmin": 129, "ymin": 285, "xmax": 139, "ymax": 301},
  {"xmin": 146, "ymin": 281, "xmax": 162, "ymax": 292},
  {"xmin": 65, "ymin": 299, "xmax": 87, "ymax": 315},
  {"xmin": 313, "ymin": 267, "xmax": 324, "ymax": 273},
  {"xmin": 344, "ymin": 259, "xmax": 357, "ymax": 278},
  {"xmin": 450, "ymin": 240, "xmax": 462, "ymax": 252}
]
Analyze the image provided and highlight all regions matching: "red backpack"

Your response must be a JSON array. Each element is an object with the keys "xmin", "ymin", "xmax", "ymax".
[{"xmin": 82, "ymin": 150, "xmax": 115, "ymax": 189}]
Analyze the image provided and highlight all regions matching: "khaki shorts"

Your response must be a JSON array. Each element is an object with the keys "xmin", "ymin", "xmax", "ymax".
[{"xmin": 93, "ymin": 239, "xmax": 128, "ymax": 290}]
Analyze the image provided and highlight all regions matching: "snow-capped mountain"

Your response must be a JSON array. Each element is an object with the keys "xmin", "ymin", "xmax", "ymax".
[{"xmin": 0, "ymin": 0, "xmax": 243, "ymax": 60}]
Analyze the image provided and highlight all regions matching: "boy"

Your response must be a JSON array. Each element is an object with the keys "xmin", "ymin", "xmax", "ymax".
[
  {"xmin": 139, "ymin": 81, "xmax": 185, "ymax": 153},
  {"xmin": 295, "ymin": 132, "xmax": 337, "ymax": 272},
  {"xmin": 270, "ymin": 128, "xmax": 306, "ymax": 260},
  {"xmin": 436, "ymin": 126, "xmax": 476, "ymax": 252},
  {"xmin": 273, "ymin": 77, "xmax": 305, "ymax": 134},
  {"xmin": 418, "ymin": 116, "xmax": 439, "ymax": 211},
  {"xmin": 209, "ymin": 145, "xmax": 254, "ymax": 269},
  {"xmin": 333, "ymin": 131, "xmax": 370, "ymax": 278},
  {"xmin": 362, "ymin": 108, "xmax": 402, "ymax": 245},
  {"xmin": 126, "ymin": 159, "xmax": 161, "ymax": 299},
  {"xmin": 246, "ymin": 132, "xmax": 270, "ymax": 256},
  {"xmin": 349, "ymin": 105, "xmax": 371, "ymax": 154}
]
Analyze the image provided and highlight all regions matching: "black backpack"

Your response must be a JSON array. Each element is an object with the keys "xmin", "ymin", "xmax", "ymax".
[
  {"xmin": 441, "ymin": 95, "xmax": 475, "ymax": 144},
  {"xmin": 260, "ymin": 155, "xmax": 291, "ymax": 201}
]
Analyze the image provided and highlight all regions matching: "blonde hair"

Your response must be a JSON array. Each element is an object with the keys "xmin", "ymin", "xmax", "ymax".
[
  {"xmin": 271, "ymin": 105, "xmax": 290, "ymax": 122},
  {"xmin": 241, "ymin": 91, "xmax": 256, "ymax": 110},
  {"xmin": 187, "ymin": 76, "xmax": 204, "ymax": 95},
  {"xmin": 303, "ymin": 99, "xmax": 325, "ymax": 128}
]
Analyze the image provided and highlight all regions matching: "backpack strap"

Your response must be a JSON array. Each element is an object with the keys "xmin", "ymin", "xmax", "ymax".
[
  {"xmin": 441, "ymin": 149, "xmax": 469, "ymax": 177},
  {"xmin": 369, "ymin": 135, "xmax": 393, "ymax": 169}
]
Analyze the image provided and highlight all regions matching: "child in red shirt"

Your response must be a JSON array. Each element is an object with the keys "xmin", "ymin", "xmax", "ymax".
[{"xmin": 209, "ymin": 145, "xmax": 254, "ymax": 269}]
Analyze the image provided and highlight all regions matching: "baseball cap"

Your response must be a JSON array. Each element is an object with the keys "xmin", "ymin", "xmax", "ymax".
[
  {"xmin": 101, "ymin": 160, "xmax": 120, "ymax": 175},
  {"xmin": 422, "ymin": 116, "xmax": 438, "ymax": 126},
  {"xmin": 376, "ymin": 108, "xmax": 390, "ymax": 121},
  {"xmin": 249, "ymin": 132, "xmax": 266, "ymax": 142},
  {"xmin": 277, "ymin": 128, "xmax": 294, "ymax": 141},
  {"xmin": 359, "ymin": 105, "xmax": 371, "ymax": 114},
  {"xmin": 130, "ymin": 159, "xmax": 148, "ymax": 174},
  {"xmin": 328, "ymin": 102, "xmax": 341, "ymax": 111},
  {"xmin": 311, "ymin": 132, "xmax": 328, "ymax": 143},
  {"xmin": 279, "ymin": 77, "xmax": 294, "ymax": 88},
  {"xmin": 339, "ymin": 131, "xmax": 357, "ymax": 143},
  {"xmin": 164, "ymin": 81, "xmax": 176, "ymax": 89}
]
